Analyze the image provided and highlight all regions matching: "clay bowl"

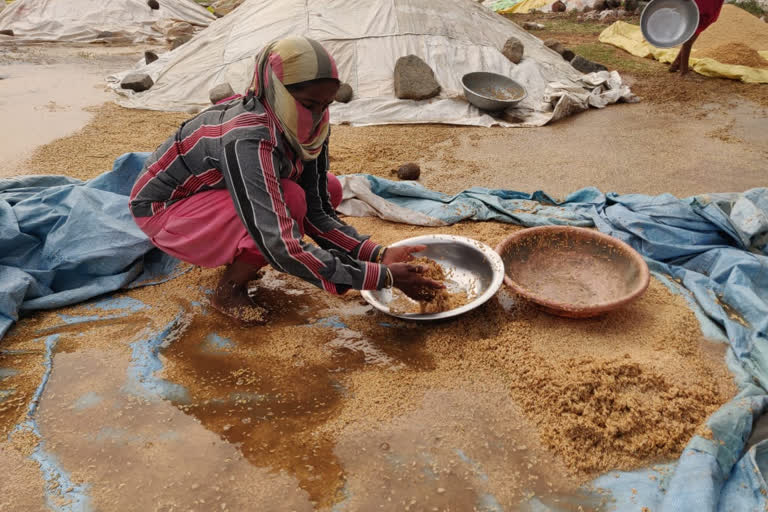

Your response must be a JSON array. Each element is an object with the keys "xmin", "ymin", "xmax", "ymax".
[{"xmin": 495, "ymin": 226, "xmax": 650, "ymax": 318}]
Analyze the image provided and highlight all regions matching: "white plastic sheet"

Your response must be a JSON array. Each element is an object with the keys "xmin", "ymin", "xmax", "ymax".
[
  {"xmin": 0, "ymin": 0, "xmax": 215, "ymax": 43},
  {"xmin": 108, "ymin": 0, "xmax": 635, "ymax": 127}
]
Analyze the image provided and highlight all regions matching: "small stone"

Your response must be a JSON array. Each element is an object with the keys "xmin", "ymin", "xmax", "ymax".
[
  {"xmin": 551, "ymin": 0, "xmax": 566, "ymax": 12},
  {"xmin": 0, "ymin": 29, "xmax": 14, "ymax": 37},
  {"xmin": 397, "ymin": 163, "xmax": 421, "ymax": 181},
  {"xmin": 170, "ymin": 34, "xmax": 193, "ymax": 50},
  {"xmin": 544, "ymin": 39, "xmax": 565, "ymax": 56},
  {"xmin": 501, "ymin": 37, "xmax": 524, "ymax": 64},
  {"xmin": 522, "ymin": 22, "xmax": 546, "ymax": 30},
  {"xmin": 562, "ymin": 48, "xmax": 576, "ymax": 62},
  {"xmin": 571, "ymin": 55, "xmax": 608, "ymax": 74},
  {"xmin": 209, "ymin": 83, "xmax": 236, "ymax": 104},
  {"xmin": 120, "ymin": 73, "xmax": 154, "ymax": 92},
  {"xmin": 144, "ymin": 51, "xmax": 159, "ymax": 65},
  {"xmin": 393, "ymin": 55, "xmax": 441, "ymax": 100},
  {"xmin": 147, "ymin": 0, "xmax": 160, "ymax": 9},
  {"xmin": 335, "ymin": 83, "xmax": 353, "ymax": 103},
  {"xmin": 437, "ymin": 488, "xmax": 446, "ymax": 494}
]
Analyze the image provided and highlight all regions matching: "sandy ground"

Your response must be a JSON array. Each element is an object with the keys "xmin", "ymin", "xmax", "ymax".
[{"xmin": 0, "ymin": 14, "xmax": 764, "ymax": 511}]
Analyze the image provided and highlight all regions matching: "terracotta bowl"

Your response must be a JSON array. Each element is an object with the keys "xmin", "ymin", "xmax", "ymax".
[{"xmin": 495, "ymin": 226, "xmax": 650, "ymax": 318}]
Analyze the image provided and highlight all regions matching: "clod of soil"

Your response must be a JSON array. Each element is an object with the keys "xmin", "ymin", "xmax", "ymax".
[{"xmin": 397, "ymin": 162, "xmax": 421, "ymax": 180}]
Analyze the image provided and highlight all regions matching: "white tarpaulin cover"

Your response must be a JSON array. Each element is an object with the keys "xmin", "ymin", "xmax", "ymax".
[
  {"xmin": 0, "ymin": 0, "xmax": 215, "ymax": 43},
  {"xmin": 108, "ymin": 0, "xmax": 634, "ymax": 127}
]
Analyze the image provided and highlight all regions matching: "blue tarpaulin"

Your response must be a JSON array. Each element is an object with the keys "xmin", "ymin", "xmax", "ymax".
[
  {"xmin": 1, "ymin": 155, "xmax": 768, "ymax": 510},
  {"xmin": 0, "ymin": 152, "xmax": 182, "ymax": 338}
]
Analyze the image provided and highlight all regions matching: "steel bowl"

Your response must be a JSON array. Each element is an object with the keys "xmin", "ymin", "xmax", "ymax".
[
  {"xmin": 462, "ymin": 72, "xmax": 527, "ymax": 112},
  {"xmin": 361, "ymin": 235, "xmax": 505, "ymax": 321},
  {"xmin": 641, "ymin": 0, "xmax": 700, "ymax": 48},
  {"xmin": 495, "ymin": 226, "xmax": 650, "ymax": 318}
]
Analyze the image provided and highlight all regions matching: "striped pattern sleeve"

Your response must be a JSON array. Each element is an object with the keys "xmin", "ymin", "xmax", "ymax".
[
  {"xmin": 220, "ymin": 137, "xmax": 388, "ymax": 294},
  {"xmin": 300, "ymin": 143, "xmax": 385, "ymax": 262}
]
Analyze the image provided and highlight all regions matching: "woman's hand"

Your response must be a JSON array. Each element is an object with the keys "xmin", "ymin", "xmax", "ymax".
[
  {"xmin": 388, "ymin": 263, "xmax": 444, "ymax": 301},
  {"xmin": 381, "ymin": 245, "xmax": 426, "ymax": 265}
]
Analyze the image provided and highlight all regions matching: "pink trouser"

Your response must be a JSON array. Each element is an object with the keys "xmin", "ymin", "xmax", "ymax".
[{"xmin": 134, "ymin": 174, "xmax": 343, "ymax": 268}]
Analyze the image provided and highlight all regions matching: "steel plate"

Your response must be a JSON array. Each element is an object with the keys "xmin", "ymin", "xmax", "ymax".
[
  {"xmin": 641, "ymin": 0, "xmax": 700, "ymax": 48},
  {"xmin": 361, "ymin": 235, "xmax": 505, "ymax": 321}
]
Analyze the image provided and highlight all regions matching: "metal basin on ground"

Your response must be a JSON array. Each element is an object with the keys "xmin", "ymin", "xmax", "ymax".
[
  {"xmin": 495, "ymin": 226, "xmax": 650, "ymax": 318},
  {"xmin": 462, "ymin": 72, "xmax": 527, "ymax": 112},
  {"xmin": 361, "ymin": 235, "xmax": 505, "ymax": 321},
  {"xmin": 641, "ymin": 0, "xmax": 700, "ymax": 48}
]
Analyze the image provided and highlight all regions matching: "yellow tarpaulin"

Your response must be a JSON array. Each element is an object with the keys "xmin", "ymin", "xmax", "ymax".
[
  {"xmin": 499, "ymin": 0, "xmax": 550, "ymax": 14},
  {"xmin": 599, "ymin": 21, "xmax": 768, "ymax": 84}
]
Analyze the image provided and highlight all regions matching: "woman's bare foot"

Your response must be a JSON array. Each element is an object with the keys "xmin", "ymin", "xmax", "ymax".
[
  {"xmin": 669, "ymin": 54, "xmax": 680, "ymax": 72},
  {"xmin": 211, "ymin": 260, "xmax": 267, "ymax": 325}
]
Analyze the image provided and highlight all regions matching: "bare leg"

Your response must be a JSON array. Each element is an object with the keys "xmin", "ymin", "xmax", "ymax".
[
  {"xmin": 678, "ymin": 34, "xmax": 699, "ymax": 76},
  {"xmin": 211, "ymin": 258, "xmax": 267, "ymax": 324},
  {"xmin": 669, "ymin": 52, "xmax": 681, "ymax": 72}
]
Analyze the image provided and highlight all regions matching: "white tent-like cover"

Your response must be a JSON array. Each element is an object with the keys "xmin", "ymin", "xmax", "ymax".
[
  {"xmin": 109, "ymin": 0, "xmax": 634, "ymax": 127},
  {"xmin": 0, "ymin": 0, "xmax": 215, "ymax": 43}
]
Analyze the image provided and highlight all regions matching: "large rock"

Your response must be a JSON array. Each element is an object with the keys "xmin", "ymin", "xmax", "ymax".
[
  {"xmin": 209, "ymin": 83, "xmax": 236, "ymax": 104},
  {"xmin": 335, "ymin": 83, "xmax": 353, "ymax": 103},
  {"xmin": 170, "ymin": 34, "xmax": 193, "ymax": 50},
  {"xmin": 144, "ymin": 51, "xmax": 159, "ymax": 65},
  {"xmin": 393, "ymin": 55, "xmax": 441, "ymax": 100},
  {"xmin": 502, "ymin": 37, "xmax": 525, "ymax": 64},
  {"xmin": 544, "ymin": 39, "xmax": 565, "ymax": 56},
  {"xmin": 562, "ymin": 48, "xmax": 576, "ymax": 62},
  {"xmin": 121, "ymin": 73, "xmax": 154, "ymax": 92},
  {"xmin": 571, "ymin": 56, "xmax": 608, "ymax": 74}
]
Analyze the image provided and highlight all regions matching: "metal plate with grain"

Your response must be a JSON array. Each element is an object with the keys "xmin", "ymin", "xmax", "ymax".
[
  {"xmin": 462, "ymin": 72, "xmax": 527, "ymax": 112},
  {"xmin": 361, "ymin": 235, "xmax": 505, "ymax": 321},
  {"xmin": 641, "ymin": 0, "xmax": 700, "ymax": 48},
  {"xmin": 495, "ymin": 226, "xmax": 650, "ymax": 318}
]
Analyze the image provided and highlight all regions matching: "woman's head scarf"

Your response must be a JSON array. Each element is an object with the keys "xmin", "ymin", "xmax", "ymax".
[{"xmin": 248, "ymin": 36, "xmax": 339, "ymax": 161}]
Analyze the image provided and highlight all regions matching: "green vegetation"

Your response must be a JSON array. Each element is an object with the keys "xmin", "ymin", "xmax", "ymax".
[
  {"xmin": 734, "ymin": 0, "xmax": 766, "ymax": 17},
  {"xmin": 573, "ymin": 42, "xmax": 658, "ymax": 73}
]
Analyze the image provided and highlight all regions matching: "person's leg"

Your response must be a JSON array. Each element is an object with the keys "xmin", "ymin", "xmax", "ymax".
[{"xmin": 679, "ymin": 33, "xmax": 699, "ymax": 76}]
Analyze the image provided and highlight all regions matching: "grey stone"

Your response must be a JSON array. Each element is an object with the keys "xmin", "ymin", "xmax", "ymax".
[
  {"xmin": 0, "ymin": 29, "xmax": 14, "ymax": 37},
  {"xmin": 120, "ymin": 73, "xmax": 154, "ymax": 92},
  {"xmin": 393, "ymin": 55, "xmax": 441, "ymax": 100},
  {"xmin": 147, "ymin": 0, "xmax": 160, "ymax": 9},
  {"xmin": 522, "ymin": 21, "xmax": 546, "ymax": 30},
  {"xmin": 209, "ymin": 83, "xmax": 236, "ymax": 104},
  {"xmin": 571, "ymin": 56, "xmax": 608, "ymax": 74},
  {"xmin": 144, "ymin": 50, "xmax": 159, "ymax": 65},
  {"xmin": 170, "ymin": 34, "xmax": 193, "ymax": 50},
  {"xmin": 335, "ymin": 83, "xmax": 353, "ymax": 103},
  {"xmin": 562, "ymin": 48, "xmax": 576, "ymax": 62},
  {"xmin": 599, "ymin": 9, "xmax": 617, "ymax": 19},
  {"xmin": 397, "ymin": 163, "xmax": 421, "ymax": 181},
  {"xmin": 544, "ymin": 39, "xmax": 565, "ymax": 56},
  {"xmin": 552, "ymin": 0, "xmax": 567, "ymax": 11},
  {"xmin": 502, "ymin": 37, "xmax": 525, "ymax": 64}
]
